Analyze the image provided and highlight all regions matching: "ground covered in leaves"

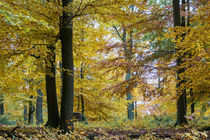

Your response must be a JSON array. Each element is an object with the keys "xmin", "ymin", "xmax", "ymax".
[{"xmin": 0, "ymin": 125, "xmax": 209, "ymax": 139}]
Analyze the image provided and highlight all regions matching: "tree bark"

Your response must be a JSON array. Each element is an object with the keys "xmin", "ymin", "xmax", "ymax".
[
  {"xmin": 134, "ymin": 101, "xmax": 137, "ymax": 119},
  {"xmin": 45, "ymin": 45, "xmax": 60, "ymax": 128},
  {"xmin": 24, "ymin": 105, "xmax": 27, "ymax": 124},
  {"xmin": 28, "ymin": 95, "xmax": 34, "ymax": 125},
  {"xmin": 190, "ymin": 88, "xmax": 195, "ymax": 114},
  {"xmin": 77, "ymin": 96, "xmax": 80, "ymax": 112},
  {"xmin": 0, "ymin": 94, "xmax": 4, "ymax": 115},
  {"xmin": 60, "ymin": 0, "xmax": 74, "ymax": 132},
  {"xmin": 36, "ymin": 89, "xmax": 44, "ymax": 125},
  {"xmin": 125, "ymin": 29, "xmax": 134, "ymax": 120},
  {"xmin": 81, "ymin": 95, "xmax": 84, "ymax": 115},
  {"xmin": 80, "ymin": 64, "xmax": 85, "ymax": 115},
  {"xmin": 173, "ymin": 0, "xmax": 188, "ymax": 125}
]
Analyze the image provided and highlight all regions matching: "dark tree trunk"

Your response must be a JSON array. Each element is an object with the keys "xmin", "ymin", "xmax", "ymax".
[
  {"xmin": 81, "ymin": 95, "xmax": 84, "ymax": 115},
  {"xmin": 36, "ymin": 89, "xmax": 44, "ymax": 125},
  {"xmin": 0, "ymin": 94, "xmax": 4, "ymax": 115},
  {"xmin": 191, "ymin": 101, "xmax": 195, "ymax": 114},
  {"xmin": 173, "ymin": 0, "xmax": 188, "ymax": 125},
  {"xmin": 77, "ymin": 96, "xmax": 80, "ymax": 112},
  {"xmin": 28, "ymin": 95, "xmax": 34, "ymax": 125},
  {"xmin": 190, "ymin": 89, "xmax": 195, "ymax": 114},
  {"xmin": 45, "ymin": 45, "xmax": 60, "ymax": 128},
  {"xmin": 60, "ymin": 0, "xmax": 74, "ymax": 132},
  {"xmin": 134, "ymin": 101, "xmax": 137, "ymax": 119},
  {"xmin": 80, "ymin": 64, "xmax": 85, "ymax": 115},
  {"xmin": 24, "ymin": 105, "xmax": 27, "ymax": 124}
]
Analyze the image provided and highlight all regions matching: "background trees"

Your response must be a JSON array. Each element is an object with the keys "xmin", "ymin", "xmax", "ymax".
[{"xmin": 0, "ymin": 0, "xmax": 209, "ymax": 133}]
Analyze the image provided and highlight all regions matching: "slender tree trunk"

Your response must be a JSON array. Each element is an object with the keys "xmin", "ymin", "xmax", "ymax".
[
  {"xmin": 81, "ymin": 95, "xmax": 84, "ymax": 115},
  {"xmin": 113, "ymin": 25, "xmax": 134, "ymax": 120},
  {"xmin": 24, "ymin": 105, "xmax": 27, "ymax": 124},
  {"xmin": 0, "ymin": 94, "xmax": 4, "ymax": 115},
  {"xmin": 186, "ymin": 0, "xmax": 194, "ymax": 115},
  {"xmin": 173, "ymin": 0, "xmax": 188, "ymax": 125},
  {"xmin": 80, "ymin": 64, "xmax": 85, "ymax": 115},
  {"xmin": 134, "ymin": 101, "xmax": 137, "ymax": 119},
  {"xmin": 190, "ymin": 88, "xmax": 195, "ymax": 114},
  {"xmin": 158, "ymin": 76, "xmax": 161, "ymax": 89},
  {"xmin": 60, "ymin": 0, "xmax": 74, "ymax": 132},
  {"xmin": 126, "ymin": 6, "xmax": 135, "ymax": 120},
  {"xmin": 28, "ymin": 95, "xmax": 34, "ymax": 125},
  {"xmin": 77, "ymin": 96, "xmax": 80, "ymax": 112},
  {"xmin": 45, "ymin": 45, "xmax": 60, "ymax": 128},
  {"xmin": 36, "ymin": 89, "xmax": 43, "ymax": 125},
  {"xmin": 125, "ymin": 29, "xmax": 134, "ymax": 120}
]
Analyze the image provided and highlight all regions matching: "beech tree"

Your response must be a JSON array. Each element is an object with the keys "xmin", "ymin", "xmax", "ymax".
[
  {"xmin": 60, "ymin": 0, "xmax": 74, "ymax": 132},
  {"xmin": 173, "ymin": 0, "xmax": 188, "ymax": 126}
]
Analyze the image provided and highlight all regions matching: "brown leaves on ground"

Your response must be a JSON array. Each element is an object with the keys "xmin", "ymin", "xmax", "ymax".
[{"xmin": 0, "ymin": 125, "xmax": 209, "ymax": 140}]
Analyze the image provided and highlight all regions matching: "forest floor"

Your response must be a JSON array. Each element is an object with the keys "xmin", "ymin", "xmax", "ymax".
[{"xmin": 0, "ymin": 125, "xmax": 209, "ymax": 139}]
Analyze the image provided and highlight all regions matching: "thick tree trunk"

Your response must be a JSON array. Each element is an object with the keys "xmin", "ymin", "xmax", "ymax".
[
  {"xmin": 28, "ymin": 95, "xmax": 34, "ymax": 125},
  {"xmin": 173, "ymin": 0, "xmax": 188, "ymax": 125},
  {"xmin": 0, "ymin": 94, "xmax": 4, "ymax": 115},
  {"xmin": 45, "ymin": 45, "xmax": 60, "ymax": 128},
  {"xmin": 36, "ymin": 89, "xmax": 44, "ymax": 125},
  {"xmin": 60, "ymin": 0, "xmax": 74, "ymax": 132}
]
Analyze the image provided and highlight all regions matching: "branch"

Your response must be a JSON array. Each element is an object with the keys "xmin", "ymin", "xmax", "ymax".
[{"xmin": 113, "ymin": 26, "xmax": 124, "ymax": 41}]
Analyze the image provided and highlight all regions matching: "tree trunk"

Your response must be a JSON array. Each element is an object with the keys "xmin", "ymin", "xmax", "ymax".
[
  {"xmin": 77, "ymin": 96, "xmax": 80, "ymax": 112},
  {"xmin": 60, "ymin": 0, "xmax": 74, "ymax": 132},
  {"xmin": 81, "ymin": 95, "xmax": 84, "ymax": 115},
  {"xmin": 80, "ymin": 64, "xmax": 85, "ymax": 115},
  {"xmin": 125, "ymin": 29, "xmax": 134, "ymax": 120},
  {"xmin": 173, "ymin": 0, "xmax": 188, "ymax": 125},
  {"xmin": 190, "ymin": 88, "xmax": 195, "ymax": 114},
  {"xmin": 186, "ymin": 0, "xmax": 194, "ymax": 115},
  {"xmin": 191, "ymin": 100, "xmax": 195, "ymax": 114},
  {"xmin": 28, "ymin": 95, "xmax": 34, "ymax": 125},
  {"xmin": 45, "ymin": 45, "xmax": 60, "ymax": 128},
  {"xmin": 0, "ymin": 94, "xmax": 4, "ymax": 115},
  {"xmin": 24, "ymin": 105, "xmax": 27, "ymax": 124},
  {"xmin": 134, "ymin": 101, "xmax": 137, "ymax": 119},
  {"xmin": 113, "ymin": 25, "xmax": 134, "ymax": 120},
  {"xmin": 36, "ymin": 89, "xmax": 44, "ymax": 125}
]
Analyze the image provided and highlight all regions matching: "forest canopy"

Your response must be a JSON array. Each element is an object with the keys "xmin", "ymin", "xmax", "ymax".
[{"xmin": 0, "ymin": 0, "xmax": 209, "ymax": 139}]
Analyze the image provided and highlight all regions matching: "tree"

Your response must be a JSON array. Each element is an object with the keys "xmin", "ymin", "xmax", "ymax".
[
  {"xmin": 28, "ymin": 95, "xmax": 34, "ymax": 125},
  {"xmin": 0, "ymin": 94, "xmax": 4, "ymax": 115},
  {"xmin": 173, "ymin": 0, "xmax": 188, "ymax": 126},
  {"xmin": 24, "ymin": 105, "xmax": 27, "ymax": 124},
  {"xmin": 45, "ymin": 45, "xmax": 60, "ymax": 128},
  {"xmin": 60, "ymin": 0, "xmax": 74, "ymax": 132},
  {"xmin": 36, "ymin": 89, "xmax": 43, "ymax": 125}
]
